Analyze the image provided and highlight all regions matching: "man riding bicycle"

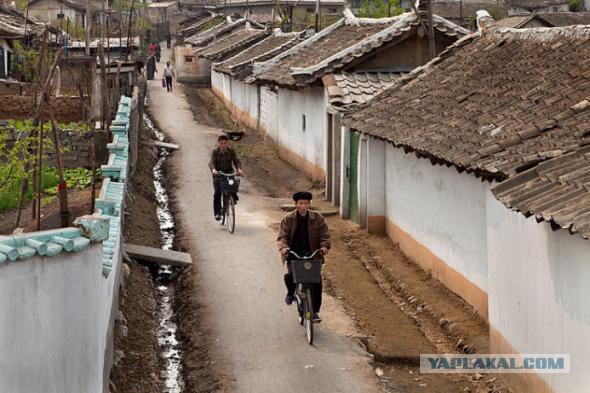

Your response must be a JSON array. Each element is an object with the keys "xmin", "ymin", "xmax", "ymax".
[
  {"xmin": 208, "ymin": 134, "xmax": 245, "ymax": 221},
  {"xmin": 278, "ymin": 192, "xmax": 331, "ymax": 322}
]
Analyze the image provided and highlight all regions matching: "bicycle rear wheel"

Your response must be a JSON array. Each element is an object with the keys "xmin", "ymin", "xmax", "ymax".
[
  {"xmin": 227, "ymin": 196, "xmax": 235, "ymax": 233},
  {"xmin": 304, "ymin": 288, "xmax": 313, "ymax": 345}
]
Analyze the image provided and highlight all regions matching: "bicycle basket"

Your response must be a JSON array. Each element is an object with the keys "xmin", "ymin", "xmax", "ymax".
[
  {"xmin": 291, "ymin": 260, "xmax": 322, "ymax": 284},
  {"xmin": 223, "ymin": 177, "xmax": 240, "ymax": 194}
]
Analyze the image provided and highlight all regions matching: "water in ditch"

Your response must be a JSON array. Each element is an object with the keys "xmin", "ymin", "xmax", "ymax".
[{"xmin": 144, "ymin": 113, "xmax": 184, "ymax": 393}]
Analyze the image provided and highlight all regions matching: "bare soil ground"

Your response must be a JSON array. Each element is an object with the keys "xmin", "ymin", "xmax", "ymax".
[
  {"xmin": 183, "ymin": 86, "xmax": 512, "ymax": 393},
  {"xmin": 0, "ymin": 185, "xmax": 95, "ymax": 235}
]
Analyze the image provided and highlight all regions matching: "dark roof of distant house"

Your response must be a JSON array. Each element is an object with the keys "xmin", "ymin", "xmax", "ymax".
[
  {"xmin": 214, "ymin": 31, "xmax": 305, "ymax": 78},
  {"xmin": 185, "ymin": 17, "xmax": 265, "ymax": 46},
  {"xmin": 431, "ymin": 1, "xmax": 509, "ymax": 22},
  {"xmin": 0, "ymin": 4, "xmax": 44, "ymax": 38},
  {"xmin": 198, "ymin": 28, "xmax": 269, "ymax": 61},
  {"xmin": 179, "ymin": 14, "xmax": 224, "ymax": 38},
  {"xmin": 343, "ymin": 25, "xmax": 590, "ymax": 181},
  {"xmin": 537, "ymin": 12, "xmax": 590, "ymax": 26},
  {"xmin": 496, "ymin": 12, "xmax": 590, "ymax": 28},
  {"xmin": 323, "ymin": 72, "xmax": 404, "ymax": 108},
  {"xmin": 28, "ymin": 0, "xmax": 86, "ymax": 11},
  {"xmin": 252, "ymin": 10, "xmax": 469, "ymax": 88},
  {"xmin": 492, "ymin": 145, "xmax": 590, "ymax": 239},
  {"xmin": 505, "ymin": 0, "xmax": 569, "ymax": 10}
]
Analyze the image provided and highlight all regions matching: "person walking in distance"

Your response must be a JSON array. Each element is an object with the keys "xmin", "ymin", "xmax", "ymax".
[
  {"xmin": 278, "ymin": 192, "xmax": 331, "ymax": 322},
  {"xmin": 164, "ymin": 61, "xmax": 175, "ymax": 92},
  {"xmin": 208, "ymin": 134, "xmax": 245, "ymax": 221}
]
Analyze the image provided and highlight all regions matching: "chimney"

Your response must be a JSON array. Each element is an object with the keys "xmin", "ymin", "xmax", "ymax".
[{"xmin": 476, "ymin": 10, "xmax": 495, "ymax": 32}]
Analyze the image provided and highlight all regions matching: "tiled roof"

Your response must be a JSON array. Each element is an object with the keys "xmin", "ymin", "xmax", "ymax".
[
  {"xmin": 506, "ymin": 0, "xmax": 569, "ymax": 9},
  {"xmin": 343, "ymin": 25, "xmax": 590, "ymax": 180},
  {"xmin": 495, "ymin": 13, "xmax": 590, "ymax": 28},
  {"xmin": 67, "ymin": 37, "xmax": 140, "ymax": 49},
  {"xmin": 253, "ymin": 11, "xmax": 469, "ymax": 88},
  {"xmin": 323, "ymin": 72, "xmax": 403, "ymax": 108},
  {"xmin": 214, "ymin": 31, "xmax": 304, "ymax": 79},
  {"xmin": 185, "ymin": 18, "xmax": 250, "ymax": 46},
  {"xmin": 198, "ymin": 28, "xmax": 269, "ymax": 62},
  {"xmin": 179, "ymin": 14, "xmax": 224, "ymax": 38},
  {"xmin": 495, "ymin": 15, "xmax": 536, "ymax": 28},
  {"xmin": 537, "ymin": 12, "xmax": 590, "ymax": 26},
  {"xmin": 0, "ymin": 4, "xmax": 43, "ymax": 38},
  {"xmin": 492, "ymin": 146, "xmax": 590, "ymax": 239},
  {"xmin": 431, "ymin": 2, "xmax": 509, "ymax": 22}
]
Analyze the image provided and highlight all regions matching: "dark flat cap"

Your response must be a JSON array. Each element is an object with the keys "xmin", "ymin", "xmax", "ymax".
[{"xmin": 292, "ymin": 191, "xmax": 313, "ymax": 201}]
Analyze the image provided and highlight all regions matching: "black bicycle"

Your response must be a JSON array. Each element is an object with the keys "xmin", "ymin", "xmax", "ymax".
[
  {"xmin": 218, "ymin": 171, "xmax": 239, "ymax": 234},
  {"xmin": 288, "ymin": 249, "xmax": 323, "ymax": 345}
]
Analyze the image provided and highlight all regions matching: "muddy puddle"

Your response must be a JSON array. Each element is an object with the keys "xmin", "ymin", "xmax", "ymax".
[{"xmin": 144, "ymin": 114, "xmax": 185, "ymax": 393}]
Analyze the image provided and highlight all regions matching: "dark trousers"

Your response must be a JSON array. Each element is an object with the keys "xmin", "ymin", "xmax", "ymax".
[
  {"xmin": 284, "ymin": 269, "xmax": 322, "ymax": 313},
  {"xmin": 165, "ymin": 76, "xmax": 173, "ymax": 92},
  {"xmin": 213, "ymin": 177, "xmax": 223, "ymax": 216}
]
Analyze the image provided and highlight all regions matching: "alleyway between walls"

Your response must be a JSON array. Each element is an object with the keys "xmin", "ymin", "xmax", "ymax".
[{"xmin": 147, "ymin": 47, "xmax": 382, "ymax": 393}]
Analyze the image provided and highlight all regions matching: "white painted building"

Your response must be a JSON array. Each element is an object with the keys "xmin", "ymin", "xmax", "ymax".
[
  {"xmin": 249, "ymin": 9, "xmax": 467, "ymax": 182},
  {"xmin": 342, "ymin": 19, "xmax": 590, "ymax": 392}
]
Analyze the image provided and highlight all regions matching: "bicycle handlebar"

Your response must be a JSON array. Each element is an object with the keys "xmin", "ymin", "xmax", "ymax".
[
  {"xmin": 217, "ymin": 171, "xmax": 237, "ymax": 177},
  {"xmin": 287, "ymin": 249, "xmax": 323, "ymax": 260}
]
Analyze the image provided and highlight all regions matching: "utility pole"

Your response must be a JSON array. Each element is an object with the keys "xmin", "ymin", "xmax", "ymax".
[
  {"xmin": 315, "ymin": 0, "xmax": 320, "ymax": 31},
  {"xmin": 126, "ymin": 0, "xmax": 135, "ymax": 61},
  {"xmin": 427, "ymin": 0, "xmax": 435, "ymax": 59}
]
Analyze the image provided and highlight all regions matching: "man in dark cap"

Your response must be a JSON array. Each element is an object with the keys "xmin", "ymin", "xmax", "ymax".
[
  {"xmin": 208, "ymin": 134, "xmax": 245, "ymax": 220},
  {"xmin": 277, "ymin": 191, "xmax": 331, "ymax": 322}
]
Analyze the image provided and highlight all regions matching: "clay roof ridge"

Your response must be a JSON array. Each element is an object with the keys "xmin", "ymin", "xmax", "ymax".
[
  {"xmin": 290, "ymin": 12, "xmax": 469, "ymax": 79},
  {"xmin": 187, "ymin": 17, "xmax": 249, "ymax": 46},
  {"xmin": 251, "ymin": 18, "xmax": 346, "ymax": 78},
  {"xmin": 491, "ymin": 24, "xmax": 590, "ymax": 42},
  {"xmin": 220, "ymin": 31, "xmax": 305, "ymax": 75}
]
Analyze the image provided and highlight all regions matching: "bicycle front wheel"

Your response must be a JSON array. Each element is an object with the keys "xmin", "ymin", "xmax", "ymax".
[
  {"xmin": 304, "ymin": 288, "xmax": 314, "ymax": 345},
  {"xmin": 226, "ymin": 196, "xmax": 235, "ymax": 233},
  {"xmin": 220, "ymin": 194, "xmax": 227, "ymax": 225}
]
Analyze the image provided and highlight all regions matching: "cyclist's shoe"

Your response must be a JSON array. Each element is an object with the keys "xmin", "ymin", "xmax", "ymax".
[
  {"xmin": 285, "ymin": 294, "xmax": 294, "ymax": 305},
  {"xmin": 214, "ymin": 214, "xmax": 221, "ymax": 221},
  {"xmin": 312, "ymin": 313, "xmax": 322, "ymax": 323}
]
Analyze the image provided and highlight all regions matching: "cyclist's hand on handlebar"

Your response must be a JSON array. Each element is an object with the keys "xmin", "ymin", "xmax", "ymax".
[
  {"xmin": 280, "ymin": 247, "xmax": 288, "ymax": 256},
  {"xmin": 321, "ymin": 247, "xmax": 329, "ymax": 256},
  {"xmin": 237, "ymin": 169, "xmax": 245, "ymax": 177},
  {"xmin": 211, "ymin": 169, "xmax": 219, "ymax": 176}
]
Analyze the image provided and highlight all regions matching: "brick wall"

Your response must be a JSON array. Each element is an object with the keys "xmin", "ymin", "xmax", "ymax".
[{"xmin": 0, "ymin": 95, "xmax": 91, "ymax": 122}]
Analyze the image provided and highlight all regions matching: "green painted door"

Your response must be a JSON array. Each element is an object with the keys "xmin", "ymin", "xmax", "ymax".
[{"xmin": 348, "ymin": 132, "xmax": 359, "ymax": 222}]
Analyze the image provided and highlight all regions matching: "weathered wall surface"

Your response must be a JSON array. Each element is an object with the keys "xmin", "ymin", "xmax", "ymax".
[
  {"xmin": 175, "ymin": 45, "xmax": 210, "ymax": 83},
  {"xmin": 384, "ymin": 144, "xmax": 489, "ymax": 317},
  {"xmin": 487, "ymin": 192, "xmax": 590, "ymax": 393},
  {"xmin": 211, "ymin": 71, "xmax": 258, "ymax": 130},
  {"xmin": 260, "ymin": 85, "xmax": 278, "ymax": 140},
  {"xmin": 0, "ymin": 243, "xmax": 106, "ymax": 393},
  {"xmin": 276, "ymin": 87, "xmax": 327, "ymax": 181},
  {"xmin": 0, "ymin": 95, "xmax": 90, "ymax": 122}
]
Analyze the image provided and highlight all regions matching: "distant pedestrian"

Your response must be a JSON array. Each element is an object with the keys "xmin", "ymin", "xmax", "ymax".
[
  {"xmin": 156, "ymin": 43, "xmax": 161, "ymax": 62},
  {"xmin": 166, "ymin": 34, "xmax": 172, "ymax": 49},
  {"xmin": 163, "ymin": 61, "xmax": 175, "ymax": 92}
]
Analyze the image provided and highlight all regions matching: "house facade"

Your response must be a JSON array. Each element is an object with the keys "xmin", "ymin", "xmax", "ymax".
[
  {"xmin": 28, "ymin": 0, "xmax": 88, "ymax": 28},
  {"xmin": 248, "ymin": 9, "xmax": 468, "ymax": 182},
  {"xmin": 342, "ymin": 15, "xmax": 590, "ymax": 392}
]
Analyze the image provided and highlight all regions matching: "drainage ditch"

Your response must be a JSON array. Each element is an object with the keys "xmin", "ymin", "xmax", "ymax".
[{"xmin": 144, "ymin": 113, "xmax": 185, "ymax": 393}]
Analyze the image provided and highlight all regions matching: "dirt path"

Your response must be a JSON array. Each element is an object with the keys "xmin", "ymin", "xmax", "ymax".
[{"xmin": 147, "ymin": 47, "xmax": 382, "ymax": 392}]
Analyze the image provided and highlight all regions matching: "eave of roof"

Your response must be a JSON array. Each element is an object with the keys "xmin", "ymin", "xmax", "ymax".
[{"xmin": 251, "ymin": 10, "xmax": 468, "ymax": 89}]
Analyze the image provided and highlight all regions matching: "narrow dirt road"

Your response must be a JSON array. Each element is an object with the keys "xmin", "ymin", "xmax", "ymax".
[{"xmin": 147, "ymin": 48, "xmax": 382, "ymax": 392}]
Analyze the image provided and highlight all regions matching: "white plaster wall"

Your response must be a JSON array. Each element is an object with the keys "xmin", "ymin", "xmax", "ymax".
[
  {"xmin": 367, "ymin": 137, "xmax": 386, "ymax": 219},
  {"xmin": 487, "ymin": 192, "xmax": 590, "ymax": 393},
  {"xmin": 0, "ymin": 244, "xmax": 106, "ymax": 393},
  {"xmin": 260, "ymin": 86, "xmax": 278, "ymax": 140},
  {"xmin": 385, "ymin": 145, "xmax": 488, "ymax": 292},
  {"xmin": 0, "ymin": 39, "xmax": 10, "ymax": 77},
  {"xmin": 211, "ymin": 69, "xmax": 224, "ymax": 96},
  {"xmin": 229, "ymin": 80, "xmax": 258, "ymax": 121},
  {"xmin": 276, "ymin": 87, "xmax": 326, "ymax": 171}
]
